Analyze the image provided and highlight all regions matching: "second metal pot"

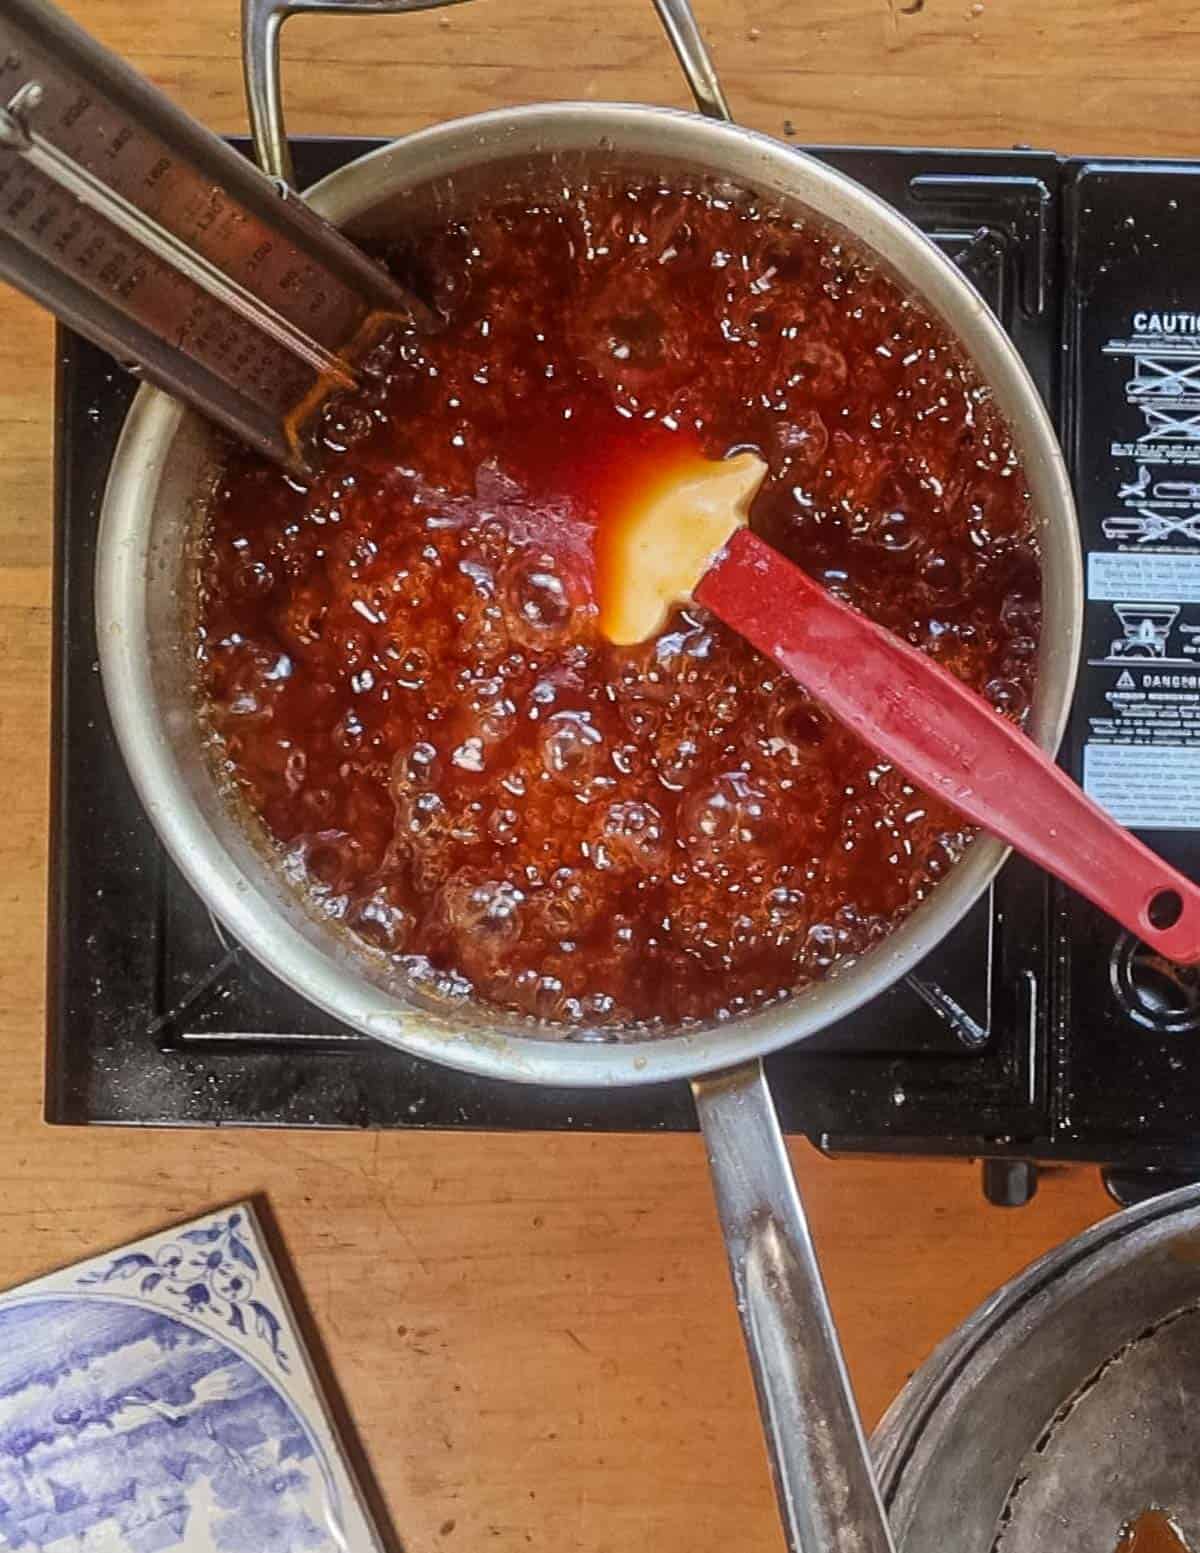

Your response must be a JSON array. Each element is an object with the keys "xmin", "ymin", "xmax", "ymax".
[{"xmin": 874, "ymin": 1183, "xmax": 1200, "ymax": 1552}]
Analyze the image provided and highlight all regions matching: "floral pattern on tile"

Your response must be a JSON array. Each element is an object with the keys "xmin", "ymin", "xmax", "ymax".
[{"xmin": 0, "ymin": 1202, "xmax": 384, "ymax": 1553}]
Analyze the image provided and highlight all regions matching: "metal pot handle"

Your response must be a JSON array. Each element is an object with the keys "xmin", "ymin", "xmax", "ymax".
[
  {"xmin": 693, "ymin": 1061, "xmax": 897, "ymax": 1553},
  {"xmin": 241, "ymin": 0, "xmax": 470, "ymax": 185},
  {"xmin": 649, "ymin": 0, "xmax": 731, "ymax": 121},
  {"xmin": 242, "ymin": 0, "xmax": 731, "ymax": 186}
]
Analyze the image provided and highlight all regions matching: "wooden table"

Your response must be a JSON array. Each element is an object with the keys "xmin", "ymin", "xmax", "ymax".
[{"xmin": 3, "ymin": 0, "xmax": 1177, "ymax": 1544}]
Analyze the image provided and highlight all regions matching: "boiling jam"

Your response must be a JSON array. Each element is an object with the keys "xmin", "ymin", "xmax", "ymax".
[{"xmin": 198, "ymin": 180, "xmax": 1041, "ymax": 1028}]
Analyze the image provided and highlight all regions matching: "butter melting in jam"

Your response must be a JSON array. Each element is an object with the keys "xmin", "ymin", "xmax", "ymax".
[{"xmin": 198, "ymin": 180, "xmax": 1041, "ymax": 1028}]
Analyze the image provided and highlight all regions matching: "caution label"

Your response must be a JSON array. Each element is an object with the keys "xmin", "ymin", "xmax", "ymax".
[
  {"xmin": 1089, "ymin": 552, "xmax": 1200, "ymax": 602},
  {"xmin": 1077, "ymin": 291, "xmax": 1200, "ymax": 828},
  {"xmin": 1083, "ymin": 744, "xmax": 1200, "ymax": 829},
  {"xmin": 1083, "ymin": 660, "xmax": 1200, "ymax": 827},
  {"xmin": 1066, "ymin": 168, "xmax": 1200, "ymax": 849}
]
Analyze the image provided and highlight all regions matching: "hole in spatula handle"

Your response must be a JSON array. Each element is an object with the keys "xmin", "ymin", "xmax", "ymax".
[{"xmin": 1148, "ymin": 889, "xmax": 1184, "ymax": 932}]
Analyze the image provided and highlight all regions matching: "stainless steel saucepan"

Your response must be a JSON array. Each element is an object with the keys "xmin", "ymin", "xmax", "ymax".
[{"xmin": 95, "ymin": 3, "xmax": 1083, "ymax": 1547}]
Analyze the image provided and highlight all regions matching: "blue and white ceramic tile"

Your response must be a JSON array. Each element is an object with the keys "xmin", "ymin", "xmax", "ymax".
[{"xmin": 0, "ymin": 1203, "xmax": 385, "ymax": 1552}]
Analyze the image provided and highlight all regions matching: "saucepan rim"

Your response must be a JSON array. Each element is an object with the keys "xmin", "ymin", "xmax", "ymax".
[{"xmin": 96, "ymin": 101, "xmax": 1082, "ymax": 1088}]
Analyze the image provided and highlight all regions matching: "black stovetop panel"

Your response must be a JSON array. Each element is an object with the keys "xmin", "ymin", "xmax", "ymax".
[{"xmin": 44, "ymin": 138, "xmax": 1200, "ymax": 1171}]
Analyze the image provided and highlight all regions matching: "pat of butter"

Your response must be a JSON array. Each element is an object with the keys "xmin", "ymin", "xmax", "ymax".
[{"xmin": 599, "ymin": 451, "xmax": 767, "ymax": 645}]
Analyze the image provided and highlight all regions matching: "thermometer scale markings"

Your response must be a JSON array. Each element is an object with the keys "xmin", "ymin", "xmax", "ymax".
[
  {"xmin": 0, "ymin": 80, "xmax": 353, "ymax": 385},
  {"xmin": 0, "ymin": 0, "xmax": 423, "ymax": 470},
  {"xmin": 0, "ymin": 40, "xmax": 361, "ymax": 338}
]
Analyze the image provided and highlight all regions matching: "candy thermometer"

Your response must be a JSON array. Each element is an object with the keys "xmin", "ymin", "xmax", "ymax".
[{"xmin": 0, "ymin": 0, "xmax": 426, "ymax": 474}]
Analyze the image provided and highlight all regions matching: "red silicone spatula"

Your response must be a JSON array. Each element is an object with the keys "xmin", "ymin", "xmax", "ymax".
[{"xmin": 695, "ymin": 526, "xmax": 1200, "ymax": 964}]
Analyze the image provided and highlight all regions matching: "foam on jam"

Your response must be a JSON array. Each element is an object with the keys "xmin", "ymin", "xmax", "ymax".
[{"xmin": 198, "ymin": 179, "xmax": 1041, "ymax": 1029}]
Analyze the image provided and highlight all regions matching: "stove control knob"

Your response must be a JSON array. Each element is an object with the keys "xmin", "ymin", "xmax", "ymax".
[{"xmin": 1111, "ymin": 933, "xmax": 1200, "ymax": 1033}]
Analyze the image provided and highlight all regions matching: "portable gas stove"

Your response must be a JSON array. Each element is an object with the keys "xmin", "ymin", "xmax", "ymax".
[{"xmin": 46, "ymin": 136, "xmax": 1200, "ymax": 1204}]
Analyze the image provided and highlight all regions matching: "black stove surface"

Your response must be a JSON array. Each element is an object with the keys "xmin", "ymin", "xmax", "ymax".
[{"xmin": 46, "ymin": 138, "xmax": 1200, "ymax": 1186}]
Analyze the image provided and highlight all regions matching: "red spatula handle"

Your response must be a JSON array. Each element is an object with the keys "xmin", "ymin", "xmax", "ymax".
[{"xmin": 697, "ymin": 527, "xmax": 1200, "ymax": 964}]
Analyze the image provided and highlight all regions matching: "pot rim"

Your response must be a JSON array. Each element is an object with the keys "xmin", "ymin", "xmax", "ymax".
[{"xmin": 96, "ymin": 101, "xmax": 1082, "ymax": 1089}]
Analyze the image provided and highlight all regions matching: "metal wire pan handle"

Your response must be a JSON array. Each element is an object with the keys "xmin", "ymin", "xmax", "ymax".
[
  {"xmin": 242, "ymin": 0, "xmax": 730, "ymax": 187},
  {"xmin": 241, "ymin": 0, "xmax": 469, "ymax": 185},
  {"xmin": 650, "ymin": 0, "xmax": 731, "ymax": 120}
]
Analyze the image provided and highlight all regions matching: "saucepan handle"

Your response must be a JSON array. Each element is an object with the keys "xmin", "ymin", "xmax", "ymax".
[
  {"xmin": 649, "ymin": 0, "xmax": 732, "ymax": 122},
  {"xmin": 241, "ymin": 0, "xmax": 471, "ymax": 185},
  {"xmin": 242, "ymin": 0, "xmax": 734, "ymax": 186},
  {"xmin": 693, "ymin": 1061, "xmax": 897, "ymax": 1553}
]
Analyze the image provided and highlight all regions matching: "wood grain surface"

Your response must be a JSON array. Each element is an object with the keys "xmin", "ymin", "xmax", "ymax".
[{"xmin": 0, "ymin": 0, "xmax": 1162, "ymax": 1545}]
